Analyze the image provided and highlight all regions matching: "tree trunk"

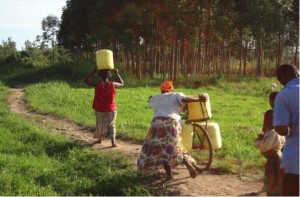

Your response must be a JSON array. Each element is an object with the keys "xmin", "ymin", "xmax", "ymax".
[
  {"xmin": 239, "ymin": 30, "xmax": 243, "ymax": 76},
  {"xmin": 170, "ymin": 28, "xmax": 175, "ymax": 81},
  {"xmin": 161, "ymin": 37, "xmax": 165, "ymax": 81},
  {"xmin": 174, "ymin": 32, "xmax": 179, "ymax": 81},
  {"xmin": 136, "ymin": 51, "xmax": 142, "ymax": 80},
  {"xmin": 276, "ymin": 33, "xmax": 283, "ymax": 68},
  {"xmin": 294, "ymin": 43, "xmax": 298, "ymax": 66},
  {"xmin": 243, "ymin": 40, "xmax": 248, "ymax": 76},
  {"xmin": 256, "ymin": 36, "xmax": 263, "ymax": 77}
]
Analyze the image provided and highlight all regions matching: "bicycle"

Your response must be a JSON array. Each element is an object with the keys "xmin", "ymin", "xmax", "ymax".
[{"xmin": 181, "ymin": 94, "xmax": 214, "ymax": 172}]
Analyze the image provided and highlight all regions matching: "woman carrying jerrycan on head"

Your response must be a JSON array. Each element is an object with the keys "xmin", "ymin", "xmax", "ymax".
[{"xmin": 84, "ymin": 49, "xmax": 124, "ymax": 147}]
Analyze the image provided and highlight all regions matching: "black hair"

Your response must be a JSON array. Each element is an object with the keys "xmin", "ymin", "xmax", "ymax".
[
  {"xmin": 276, "ymin": 64, "xmax": 299, "ymax": 86},
  {"xmin": 276, "ymin": 64, "xmax": 299, "ymax": 79},
  {"xmin": 98, "ymin": 69, "xmax": 112, "ymax": 80}
]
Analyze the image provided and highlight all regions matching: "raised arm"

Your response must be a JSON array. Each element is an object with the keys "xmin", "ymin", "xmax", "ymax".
[
  {"xmin": 113, "ymin": 68, "xmax": 124, "ymax": 88},
  {"xmin": 182, "ymin": 94, "xmax": 208, "ymax": 103},
  {"xmin": 84, "ymin": 68, "xmax": 98, "ymax": 87}
]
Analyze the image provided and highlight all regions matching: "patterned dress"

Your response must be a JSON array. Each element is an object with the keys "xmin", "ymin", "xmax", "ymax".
[{"xmin": 137, "ymin": 117, "xmax": 196, "ymax": 175}]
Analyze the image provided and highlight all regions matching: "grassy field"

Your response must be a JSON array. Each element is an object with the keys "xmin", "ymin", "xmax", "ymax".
[
  {"xmin": 0, "ymin": 67, "xmax": 281, "ymax": 195},
  {"xmin": 24, "ymin": 76, "xmax": 281, "ymax": 174},
  {"xmin": 0, "ymin": 81, "xmax": 151, "ymax": 196}
]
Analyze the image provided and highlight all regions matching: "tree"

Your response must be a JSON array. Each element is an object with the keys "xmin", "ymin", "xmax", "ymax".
[
  {"xmin": 56, "ymin": 0, "xmax": 298, "ymax": 79},
  {"xmin": 0, "ymin": 37, "xmax": 20, "ymax": 68},
  {"xmin": 42, "ymin": 15, "xmax": 60, "ymax": 65}
]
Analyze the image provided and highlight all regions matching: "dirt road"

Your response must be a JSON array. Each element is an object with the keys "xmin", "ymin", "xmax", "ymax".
[{"xmin": 7, "ymin": 86, "xmax": 266, "ymax": 196}]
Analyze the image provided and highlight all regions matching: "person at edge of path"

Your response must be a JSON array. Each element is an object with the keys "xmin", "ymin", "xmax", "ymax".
[
  {"xmin": 273, "ymin": 63, "xmax": 299, "ymax": 196},
  {"xmin": 254, "ymin": 96, "xmax": 286, "ymax": 196},
  {"xmin": 137, "ymin": 80, "xmax": 208, "ymax": 181},
  {"xmin": 84, "ymin": 68, "xmax": 124, "ymax": 147}
]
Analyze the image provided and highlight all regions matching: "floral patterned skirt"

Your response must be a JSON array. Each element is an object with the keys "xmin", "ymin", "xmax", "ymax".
[{"xmin": 137, "ymin": 117, "xmax": 195, "ymax": 174}]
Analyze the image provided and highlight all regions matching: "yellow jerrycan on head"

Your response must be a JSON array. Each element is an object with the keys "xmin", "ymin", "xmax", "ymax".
[{"xmin": 96, "ymin": 49, "xmax": 114, "ymax": 70}]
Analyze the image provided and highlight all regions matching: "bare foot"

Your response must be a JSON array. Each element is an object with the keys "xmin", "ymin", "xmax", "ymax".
[
  {"xmin": 184, "ymin": 160, "xmax": 197, "ymax": 179},
  {"xmin": 192, "ymin": 163, "xmax": 204, "ymax": 173},
  {"xmin": 165, "ymin": 175, "xmax": 173, "ymax": 181},
  {"xmin": 92, "ymin": 139, "xmax": 101, "ymax": 145},
  {"xmin": 188, "ymin": 167, "xmax": 197, "ymax": 178}
]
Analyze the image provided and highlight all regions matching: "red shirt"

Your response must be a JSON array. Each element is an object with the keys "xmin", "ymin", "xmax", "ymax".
[{"xmin": 93, "ymin": 81, "xmax": 117, "ymax": 112}]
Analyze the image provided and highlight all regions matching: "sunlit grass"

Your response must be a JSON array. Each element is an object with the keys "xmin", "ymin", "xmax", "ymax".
[
  {"xmin": 24, "ymin": 77, "xmax": 280, "ymax": 174},
  {"xmin": 0, "ymin": 81, "xmax": 151, "ymax": 196}
]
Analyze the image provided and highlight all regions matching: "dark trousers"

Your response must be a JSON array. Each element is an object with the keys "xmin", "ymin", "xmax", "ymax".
[
  {"xmin": 265, "ymin": 158, "xmax": 281, "ymax": 196},
  {"xmin": 280, "ymin": 168, "xmax": 299, "ymax": 196}
]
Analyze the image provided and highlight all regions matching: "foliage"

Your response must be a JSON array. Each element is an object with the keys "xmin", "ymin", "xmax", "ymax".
[
  {"xmin": 0, "ymin": 38, "xmax": 24, "ymax": 69},
  {"xmin": 0, "ymin": 36, "xmax": 73, "ymax": 70},
  {"xmin": 2, "ymin": 0, "xmax": 298, "ymax": 81},
  {"xmin": 57, "ymin": 0, "xmax": 299, "ymax": 80},
  {"xmin": 42, "ymin": 15, "xmax": 61, "ymax": 65}
]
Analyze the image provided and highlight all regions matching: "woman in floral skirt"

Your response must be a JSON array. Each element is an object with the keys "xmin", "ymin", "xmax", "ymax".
[{"xmin": 137, "ymin": 81, "xmax": 207, "ymax": 181}]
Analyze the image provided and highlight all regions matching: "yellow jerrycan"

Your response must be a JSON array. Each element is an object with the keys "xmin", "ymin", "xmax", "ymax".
[
  {"xmin": 96, "ymin": 49, "xmax": 114, "ymax": 70},
  {"xmin": 187, "ymin": 93, "xmax": 212, "ymax": 121},
  {"xmin": 181, "ymin": 123, "xmax": 193, "ymax": 151},
  {"xmin": 199, "ymin": 122, "xmax": 222, "ymax": 150}
]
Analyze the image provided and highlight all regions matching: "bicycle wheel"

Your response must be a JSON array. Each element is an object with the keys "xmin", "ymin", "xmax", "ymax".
[{"xmin": 188, "ymin": 123, "xmax": 213, "ymax": 171}]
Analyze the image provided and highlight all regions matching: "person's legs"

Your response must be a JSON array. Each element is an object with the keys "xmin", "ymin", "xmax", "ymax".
[
  {"xmin": 281, "ymin": 168, "xmax": 299, "ymax": 196},
  {"xmin": 163, "ymin": 162, "xmax": 173, "ymax": 181},
  {"xmin": 183, "ymin": 158, "xmax": 197, "ymax": 178},
  {"xmin": 108, "ymin": 112, "xmax": 117, "ymax": 147},
  {"xmin": 111, "ymin": 139, "xmax": 117, "ymax": 147},
  {"xmin": 265, "ymin": 159, "xmax": 281, "ymax": 196},
  {"xmin": 94, "ymin": 111, "xmax": 103, "ymax": 143}
]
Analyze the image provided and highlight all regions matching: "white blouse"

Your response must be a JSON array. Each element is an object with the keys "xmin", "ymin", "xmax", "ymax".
[{"xmin": 149, "ymin": 92, "xmax": 186, "ymax": 121}]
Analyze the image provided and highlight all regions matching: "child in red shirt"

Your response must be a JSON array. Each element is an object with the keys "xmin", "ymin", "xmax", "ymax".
[{"xmin": 84, "ymin": 68, "xmax": 124, "ymax": 147}]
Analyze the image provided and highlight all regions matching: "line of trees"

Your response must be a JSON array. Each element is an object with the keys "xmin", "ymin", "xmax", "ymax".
[
  {"xmin": 0, "ymin": 36, "xmax": 71, "ymax": 69},
  {"xmin": 58, "ymin": 0, "xmax": 299, "ymax": 80},
  {"xmin": 0, "ymin": 15, "xmax": 69, "ymax": 69},
  {"xmin": 1, "ymin": 0, "xmax": 298, "ymax": 81}
]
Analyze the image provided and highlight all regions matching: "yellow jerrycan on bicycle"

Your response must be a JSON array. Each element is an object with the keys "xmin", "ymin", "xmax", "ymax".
[
  {"xmin": 181, "ymin": 93, "xmax": 222, "ymax": 150},
  {"xmin": 181, "ymin": 122, "xmax": 222, "ymax": 150}
]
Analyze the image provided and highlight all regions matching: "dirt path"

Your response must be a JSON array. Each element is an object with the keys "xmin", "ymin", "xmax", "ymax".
[{"xmin": 7, "ymin": 86, "xmax": 266, "ymax": 196}]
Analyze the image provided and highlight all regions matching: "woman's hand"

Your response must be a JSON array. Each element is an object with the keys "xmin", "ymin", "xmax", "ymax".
[
  {"xmin": 199, "ymin": 94, "xmax": 208, "ymax": 102},
  {"xmin": 257, "ymin": 133, "xmax": 264, "ymax": 140}
]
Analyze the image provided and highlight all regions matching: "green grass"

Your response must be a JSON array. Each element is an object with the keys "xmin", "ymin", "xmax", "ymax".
[
  {"xmin": 24, "ymin": 76, "xmax": 281, "ymax": 174},
  {"xmin": 0, "ymin": 81, "xmax": 151, "ymax": 196},
  {"xmin": 0, "ymin": 65, "xmax": 283, "ymax": 195}
]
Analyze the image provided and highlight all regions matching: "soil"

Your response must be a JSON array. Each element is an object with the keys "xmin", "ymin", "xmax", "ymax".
[{"xmin": 7, "ymin": 85, "xmax": 266, "ymax": 196}]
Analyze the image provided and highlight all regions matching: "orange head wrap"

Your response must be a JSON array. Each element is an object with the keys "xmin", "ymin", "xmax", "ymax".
[{"xmin": 160, "ymin": 81, "xmax": 173, "ymax": 93}]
